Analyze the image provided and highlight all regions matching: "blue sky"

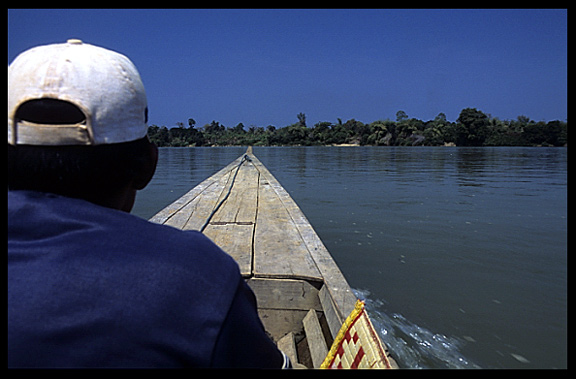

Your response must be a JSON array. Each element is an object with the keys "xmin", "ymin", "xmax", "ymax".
[{"xmin": 8, "ymin": 9, "xmax": 567, "ymax": 128}]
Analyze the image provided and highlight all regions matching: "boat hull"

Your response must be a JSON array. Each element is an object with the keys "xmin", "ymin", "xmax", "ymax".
[{"xmin": 150, "ymin": 148, "xmax": 397, "ymax": 369}]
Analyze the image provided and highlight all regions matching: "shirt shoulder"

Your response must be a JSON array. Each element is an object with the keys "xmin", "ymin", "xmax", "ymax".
[
  {"xmin": 9, "ymin": 190, "xmax": 237, "ymax": 268},
  {"xmin": 8, "ymin": 190, "xmax": 249, "ymax": 367}
]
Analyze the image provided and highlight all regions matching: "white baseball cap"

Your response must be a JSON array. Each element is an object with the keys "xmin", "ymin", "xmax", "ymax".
[{"xmin": 8, "ymin": 39, "xmax": 148, "ymax": 145}]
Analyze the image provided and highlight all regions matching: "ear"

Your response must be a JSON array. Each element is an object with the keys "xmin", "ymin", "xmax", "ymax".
[{"xmin": 132, "ymin": 140, "xmax": 158, "ymax": 190}]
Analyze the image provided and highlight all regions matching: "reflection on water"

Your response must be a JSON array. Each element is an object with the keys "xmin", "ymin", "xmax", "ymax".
[
  {"xmin": 456, "ymin": 148, "xmax": 489, "ymax": 187},
  {"xmin": 133, "ymin": 146, "xmax": 567, "ymax": 369}
]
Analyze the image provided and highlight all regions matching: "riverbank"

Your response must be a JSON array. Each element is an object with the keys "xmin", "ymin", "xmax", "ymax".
[{"xmin": 148, "ymin": 109, "xmax": 567, "ymax": 148}]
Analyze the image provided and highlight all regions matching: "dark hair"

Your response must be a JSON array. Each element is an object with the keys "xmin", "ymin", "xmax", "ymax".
[
  {"xmin": 8, "ymin": 137, "xmax": 153, "ymax": 200},
  {"xmin": 8, "ymin": 99, "xmax": 153, "ymax": 202}
]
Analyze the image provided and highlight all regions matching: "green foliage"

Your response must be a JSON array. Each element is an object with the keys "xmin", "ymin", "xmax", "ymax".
[
  {"xmin": 456, "ymin": 108, "xmax": 490, "ymax": 146},
  {"xmin": 148, "ymin": 110, "xmax": 567, "ymax": 147}
]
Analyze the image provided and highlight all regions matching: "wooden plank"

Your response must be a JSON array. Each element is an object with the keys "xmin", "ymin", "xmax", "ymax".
[
  {"xmin": 257, "ymin": 309, "xmax": 309, "ymax": 342},
  {"xmin": 319, "ymin": 285, "xmax": 343, "ymax": 339},
  {"xmin": 167, "ymin": 172, "xmax": 232, "ymax": 231},
  {"xmin": 249, "ymin": 278, "xmax": 323, "ymax": 344},
  {"xmin": 209, "ymin": 160, "xmax": 259, "ymax": 224},
  {"xmin": 246, "ymin": 278, "xmax": 322, "ymax": 311},
  {"xmin": 149, "ymin": 156, "xmax": 241, "ymax": 228},
  {"xmin": 303, "ymin": 309, "xmax": 328, "ymax": 368},
  {"xmin": 253, "ymin": 179, "xmax": 322, "ymax": 280},
  {"xmin": 277, "ymin": 332, "xmax": 298, "ymax": 366},
  {"xmin": 197, "ymin": 159, "xmax": 259, "ymax": 276},
  {"xmin": 187, "ymin": 165, "xmax": 239, "ymax": 231},
  {"xmin": 149, "ymin": 178, "xmax": 221, "ymax": 228},
  {"xmin": 203, "ymin": 223, "xmax": 253, "ymax": 277}
]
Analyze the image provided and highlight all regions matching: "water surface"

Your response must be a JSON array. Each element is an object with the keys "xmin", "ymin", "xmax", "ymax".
[{"xmin": 133, "ymin": 146, "xmax": 567, "ymax": 369}]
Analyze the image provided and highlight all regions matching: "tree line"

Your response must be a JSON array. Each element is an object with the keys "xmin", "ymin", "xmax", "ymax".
[{"xmin": 148, "ymin": 108, "xmax": 567, "ymax": 148}]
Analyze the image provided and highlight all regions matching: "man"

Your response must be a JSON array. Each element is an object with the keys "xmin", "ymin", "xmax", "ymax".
[{"xmin": 8, "ymin": 39, "xmax": 288, "ymax": 368}]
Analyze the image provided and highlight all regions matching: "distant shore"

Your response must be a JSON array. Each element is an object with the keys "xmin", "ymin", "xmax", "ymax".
[{"xmin": 148, "ymin": 108, "xmax": 567, "ymax": 148}]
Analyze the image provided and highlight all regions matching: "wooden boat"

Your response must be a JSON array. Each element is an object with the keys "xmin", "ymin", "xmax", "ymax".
[{"xmin": 149, "ymin": 147, "xmax": 398, "ymax": 369}]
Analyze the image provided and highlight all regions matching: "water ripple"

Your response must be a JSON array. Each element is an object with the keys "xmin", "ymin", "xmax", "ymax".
[{"xmin": 354, "ymin": 288, "xmax": 480, "ymax": 369}]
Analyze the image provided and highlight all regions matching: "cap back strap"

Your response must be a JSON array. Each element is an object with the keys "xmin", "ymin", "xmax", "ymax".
[{"xmin": 10, "ymin": 120, "xmax": 94, "ymax": 145}]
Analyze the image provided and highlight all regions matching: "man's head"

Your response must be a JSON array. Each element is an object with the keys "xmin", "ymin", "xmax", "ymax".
[{"xmin": 8, "ymin": 39, "xmax": 157, "ymax": 212}]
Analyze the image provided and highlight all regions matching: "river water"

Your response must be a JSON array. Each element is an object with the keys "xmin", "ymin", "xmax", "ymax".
[{"xmin": 132, "ymin": 146, "xmax": 567, "ymax": 369}]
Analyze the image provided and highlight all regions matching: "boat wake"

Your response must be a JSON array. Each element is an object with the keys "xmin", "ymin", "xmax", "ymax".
[{"xmin": 353, "ymin": 288, "xmax": 480, "ymax": 369}]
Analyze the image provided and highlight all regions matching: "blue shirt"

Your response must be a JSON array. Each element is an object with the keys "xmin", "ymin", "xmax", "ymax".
[{"xmin": 8, "ymin": 190, "xmax": 285, "ymax": 368}]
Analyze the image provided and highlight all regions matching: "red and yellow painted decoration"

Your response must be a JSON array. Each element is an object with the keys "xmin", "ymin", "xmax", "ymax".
[{"xmin": 321, "ymin": 300, "xmax": 393, "ymax": 369}]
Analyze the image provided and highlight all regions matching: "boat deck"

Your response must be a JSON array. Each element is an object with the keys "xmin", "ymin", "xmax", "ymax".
[
  {"xmin": 149, "ymin": 148, "xmax": 397, "ymax": 368},
  {"xmin": 150, "ymin": 148, "xmax": 356, "ymax": 307}
]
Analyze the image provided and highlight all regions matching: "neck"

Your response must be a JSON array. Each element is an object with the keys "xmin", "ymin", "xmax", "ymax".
[{"xmin": 87, "ymin": 187, "xmax": 137, "ymax": 213}]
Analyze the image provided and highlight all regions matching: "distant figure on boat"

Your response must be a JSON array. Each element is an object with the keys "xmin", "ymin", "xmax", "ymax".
[{"xmin": 7, "ymin": 40, "xmax": 288, "ymax": 368}]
